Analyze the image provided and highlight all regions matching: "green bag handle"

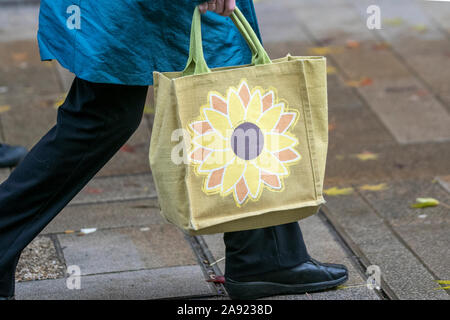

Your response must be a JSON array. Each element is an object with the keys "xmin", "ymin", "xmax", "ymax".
[{"xmin": 182, "ymin": 6, "xmax": 272, "ymax": 76}]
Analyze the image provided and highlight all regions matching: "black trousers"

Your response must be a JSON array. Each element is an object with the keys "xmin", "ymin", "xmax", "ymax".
[{"xmin": 0, "ymin": 78, "xmax": 309, "ymax": 297}]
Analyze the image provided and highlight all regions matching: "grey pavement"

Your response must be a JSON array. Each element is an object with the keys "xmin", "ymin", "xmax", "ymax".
[{"xmin": 1, "ymin": 0, "xmax": 449, "ymax": 300}]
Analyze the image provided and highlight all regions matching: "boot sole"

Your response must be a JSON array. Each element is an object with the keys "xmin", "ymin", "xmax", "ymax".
[{"xmin": 225, "ymin": 274, "xmax": 348, "ymax": 300}]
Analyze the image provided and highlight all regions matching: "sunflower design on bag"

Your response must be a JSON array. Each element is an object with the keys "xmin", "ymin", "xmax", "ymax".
[{"xmin": 188, "ymin": 80, "xmax": 301, "ymax": 207}]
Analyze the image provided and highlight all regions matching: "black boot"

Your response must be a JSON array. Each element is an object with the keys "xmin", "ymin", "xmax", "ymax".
[
  {"xmin": 0, "ymin": 144, "xmax": 27, "ymax": 168},
  {"xmin": 224, "ymin": 258, "xmax": 348, "ymax": 299}
]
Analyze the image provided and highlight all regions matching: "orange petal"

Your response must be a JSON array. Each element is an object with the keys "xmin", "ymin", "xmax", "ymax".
[
  {"xmin": 211, "ymin": 95, "xmax": 228, "ymax": 114},
  {"xmin": 191, "ymin": 148, "xmax": 211, "ymax": 162},
  {"xmin": 191, "ymin": 121, "xmax": 213, "ymax": 135},
  {"xmin": 276, "ymin": 148, "xmax": 300, "ymax": 162},
  {"xmin": 274, "ymin": 113, "xmax": 295, "ymax": 133},
  {"xmin": 208, "ymin": 168, "xmax": 224, "ymax": 189},
  {"xmin": 261, "ymin": 171, "xmax": 281, "ymax": 189},
  {"xmin": 235, "ymin": 177, "xmax": 249, "ymax": 204},
  {"xmin": 262, "ymin": 92, "xmax": 274, "ymax": 112},
  {"xmin": 239, "ymin": 82, "xmax": 251, "ymax": 108}
]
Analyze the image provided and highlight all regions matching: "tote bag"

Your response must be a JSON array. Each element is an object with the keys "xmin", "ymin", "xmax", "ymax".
[{"xmin": 149, "ymin": 7, "xmax": 328, "ymax": 235}]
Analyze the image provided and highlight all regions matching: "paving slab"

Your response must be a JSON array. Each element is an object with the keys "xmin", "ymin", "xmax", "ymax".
[
  {"xmin": 97, "ymin": 117, "xmax": 153, "ymax": 177},
  {"xmin": 16, "ymin": 235, "xmax": 66, "ymax": 282},
  {"xmin": 71, "ymin": 173, "xmax": 156, "ymax": 205},
  {"xmin": 359, "ymin": 179, "xmax": 450, "ymax": 282},
  {"xmin": 58, "ymin": 226, "xmax": 197, "ymax": 276},
  {"xmin": 0, "ymin": 41, "xmax": 63, "ymax": 148},
  {"xmin": 352, "ymin": 0, "xmax": 450, "ymax": 111},
  {"xmin": 288, "ymin": 0, "xmax": 450, "ymax": 144},
  {"xmin": 324, "ymin": 193, "xmax": 449, "ymax": 299},
  {"xmin": 325, "ymin": 141, "xmax": 450, "ymax": 186},
  {"xmin": 202, "ymin": 214, "xmax": 379, "ymax": 300},
  {"xmin": 0, "ymin": 4, "xmax": 39, "ymax": 43},
  {"xmin": 422, "ymin": 0, "xmax": 450, "ymax": 36},
  {"xmin": 15, "ymin": 266, "xmax": 215, "ymax": 300},
  {"xmin": 43, "ymin": 198, "xmax": 163, "ymax": 234}
]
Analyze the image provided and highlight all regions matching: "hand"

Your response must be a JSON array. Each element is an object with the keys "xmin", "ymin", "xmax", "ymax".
[{"xmin": 198, "ymin": 0, "xmax": 236, "ymax": 17}]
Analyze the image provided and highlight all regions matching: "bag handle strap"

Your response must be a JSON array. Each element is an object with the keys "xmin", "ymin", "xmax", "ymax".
[{"xmin": 182, "ymin": 6, "xmax": 272, "ymax": 77}]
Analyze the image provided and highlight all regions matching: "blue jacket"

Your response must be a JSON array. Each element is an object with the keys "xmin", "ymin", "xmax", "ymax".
[{"xmin": 38, "ymin": 0, "xmax": 262, "ymax": 85}]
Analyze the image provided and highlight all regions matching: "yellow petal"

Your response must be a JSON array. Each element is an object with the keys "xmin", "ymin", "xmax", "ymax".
[
  {"xmin": 204, "ymin": 109, "xmax": 232, "ymax": 138},
  {"xmin": 257, "ymin": 104, "xmax": 283, "ymax": 131},
  {"xmin": 193, "ymin": 132, "xmax": 228, "ymax": 150},
  {"xmin": 255, "ymin": 151, "xmax": 287, "ymax": 175},
  {"xmin": 245, "ymin": 91, "xmax": 263, "ymax": 123},
  {"xmin": 265, "ymin": 133, "xmax": 297, "ymax": 152},
  {"xmin": 221, "ymin": 158, "xmax": 246, "ymax": 194},
  {"xmin": 199, "ymin": 149, "xmax": 234, "ymax": 172},
  {"xmin": 228, "ymin": 90, "xmax": 245, "ymax": 127},
  {"xmin": 244, "ymin": 163, "xmax": 261, "ymax": 197}
]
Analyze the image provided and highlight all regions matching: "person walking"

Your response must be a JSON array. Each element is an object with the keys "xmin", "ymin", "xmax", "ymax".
[{"xmin": 0, "ymin": 0, "xmax": 347, "ymax": 300}]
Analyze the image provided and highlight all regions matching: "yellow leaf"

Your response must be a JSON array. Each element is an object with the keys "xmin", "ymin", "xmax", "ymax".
[
  {"xmin": 360, "ymin": 183, "xmax": 388, "ymax": 191},
  {"xmin": 412, "ymin": 25, "xmax": 427, "ymax": 33},
  {"xmin": 435, "ymin": 280, "xmax": 450, "ymax": 285},
  {"xmin": 354, "ymin": 151, "xmax": 379, "ymax": 161},
  {"xmin": 144, "ymin": 104, "xmax": 155, "ymax": 115},
  {"xmin": 383, "ymin": 18, "xmax": 404, "ymax": 26},
  {"xmin": 411, "ymin": 197, "xmax": 439, "ymax": 208},
  {"xmin": 434, "ymin": 286, "xmax": 450, "ymax": 290},
  {"xmin": 0, "ymin": 105, "xmax": 11, "ymax": 113},
  {"xmin": 53, "ymin": 95, "xmax": 67, "ymax": 109},
  {"xmin": 64, "ymin": 230, "xmax": 75, "ymax": 234},
  {"xmin": 327, "ymin": 66, "xmax": 337, "ymax": 74},
  {"xmin": 308, "ymin": 46, "xmax": 342, "ymax": 55},
  {"xmin": 324, "ymin": 187, "xmax": 354, "ymax": 196}
]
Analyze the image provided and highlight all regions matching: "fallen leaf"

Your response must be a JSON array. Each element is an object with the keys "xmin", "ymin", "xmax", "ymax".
[
  {"xmin": 354, "ymin": 151, "xmax": 379, "ymax": 161},
  {"xmin": 144, "ymin": 104, "xmax": 155, "ymax": 115},
  {"xmin": 0, "ymin": 105, "xmax": 11, "ymax": 113},
  {"xmin": 120, "ymin": 144, "xmax": 136, "ymax": 153},
  {"xmin": 411, "ymin": 197, "xmax": 439, "ymax": 208},
  {"xmin": 84, "ymin": 187, "xmax": 103, "ymax": 194},
  {"xmin": 206, "ymin": 275, "xmax": 225, "ymax": 284},
  {"xmin": 372, "ymin": 42, "xmax": 391, "ymax": 51},
  {"xmin": 383, "ymin": 18, "xmax": 404, "ymax": 26},
  {"xmin": 327, "ymin": 66, "xmax": 337, "ymax": 75},
  {"xmin": 80, "ymin": 228, "xmax": 97, "ymax": 234},
  {"xmin": 324, "ymin": 187, "xmax": 354, "ymax": 196},
  {"xmin": 434, "ymin": 280, "xmax": 450, "ymax": 290},
  {"xmin": 412, "ymin": 24, "xmax": 427, "ymax": 33},
  {"xmin": 346, "ymin": 40, "xmax": 360, "ymax": 49},
  {"xmin": 64, "ymin": 230, "xmax": 75, "ymax": 234},
  {"xmin": 337, "ymin": 284, "xmax": 367, "ymax": 290},
  {"xmin": 328, "ymin": 122, "xmax": 336, "ymax": 131},
  {"xmin": 346, "ymin": 77, "xmax": 373, "ymax": 88},
  {"xmin": 360, "ymin": 183, "xmax": 388, "ymax": 191},
  {"xmin": 53, "ymin": 94, "xmax": 67, "ymax": 109},
  {"xmin": 12, "ymin": 52, "xmax": 28, "ymax": 62},
  {"xmin": 308, "ymin": 46, "xmax": 342, "ymax": 55}
]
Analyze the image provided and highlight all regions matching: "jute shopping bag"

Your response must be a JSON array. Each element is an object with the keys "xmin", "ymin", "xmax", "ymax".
[{"xmin": 149, "ymin": 7, "xmax": 328, "ymax": 235}]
